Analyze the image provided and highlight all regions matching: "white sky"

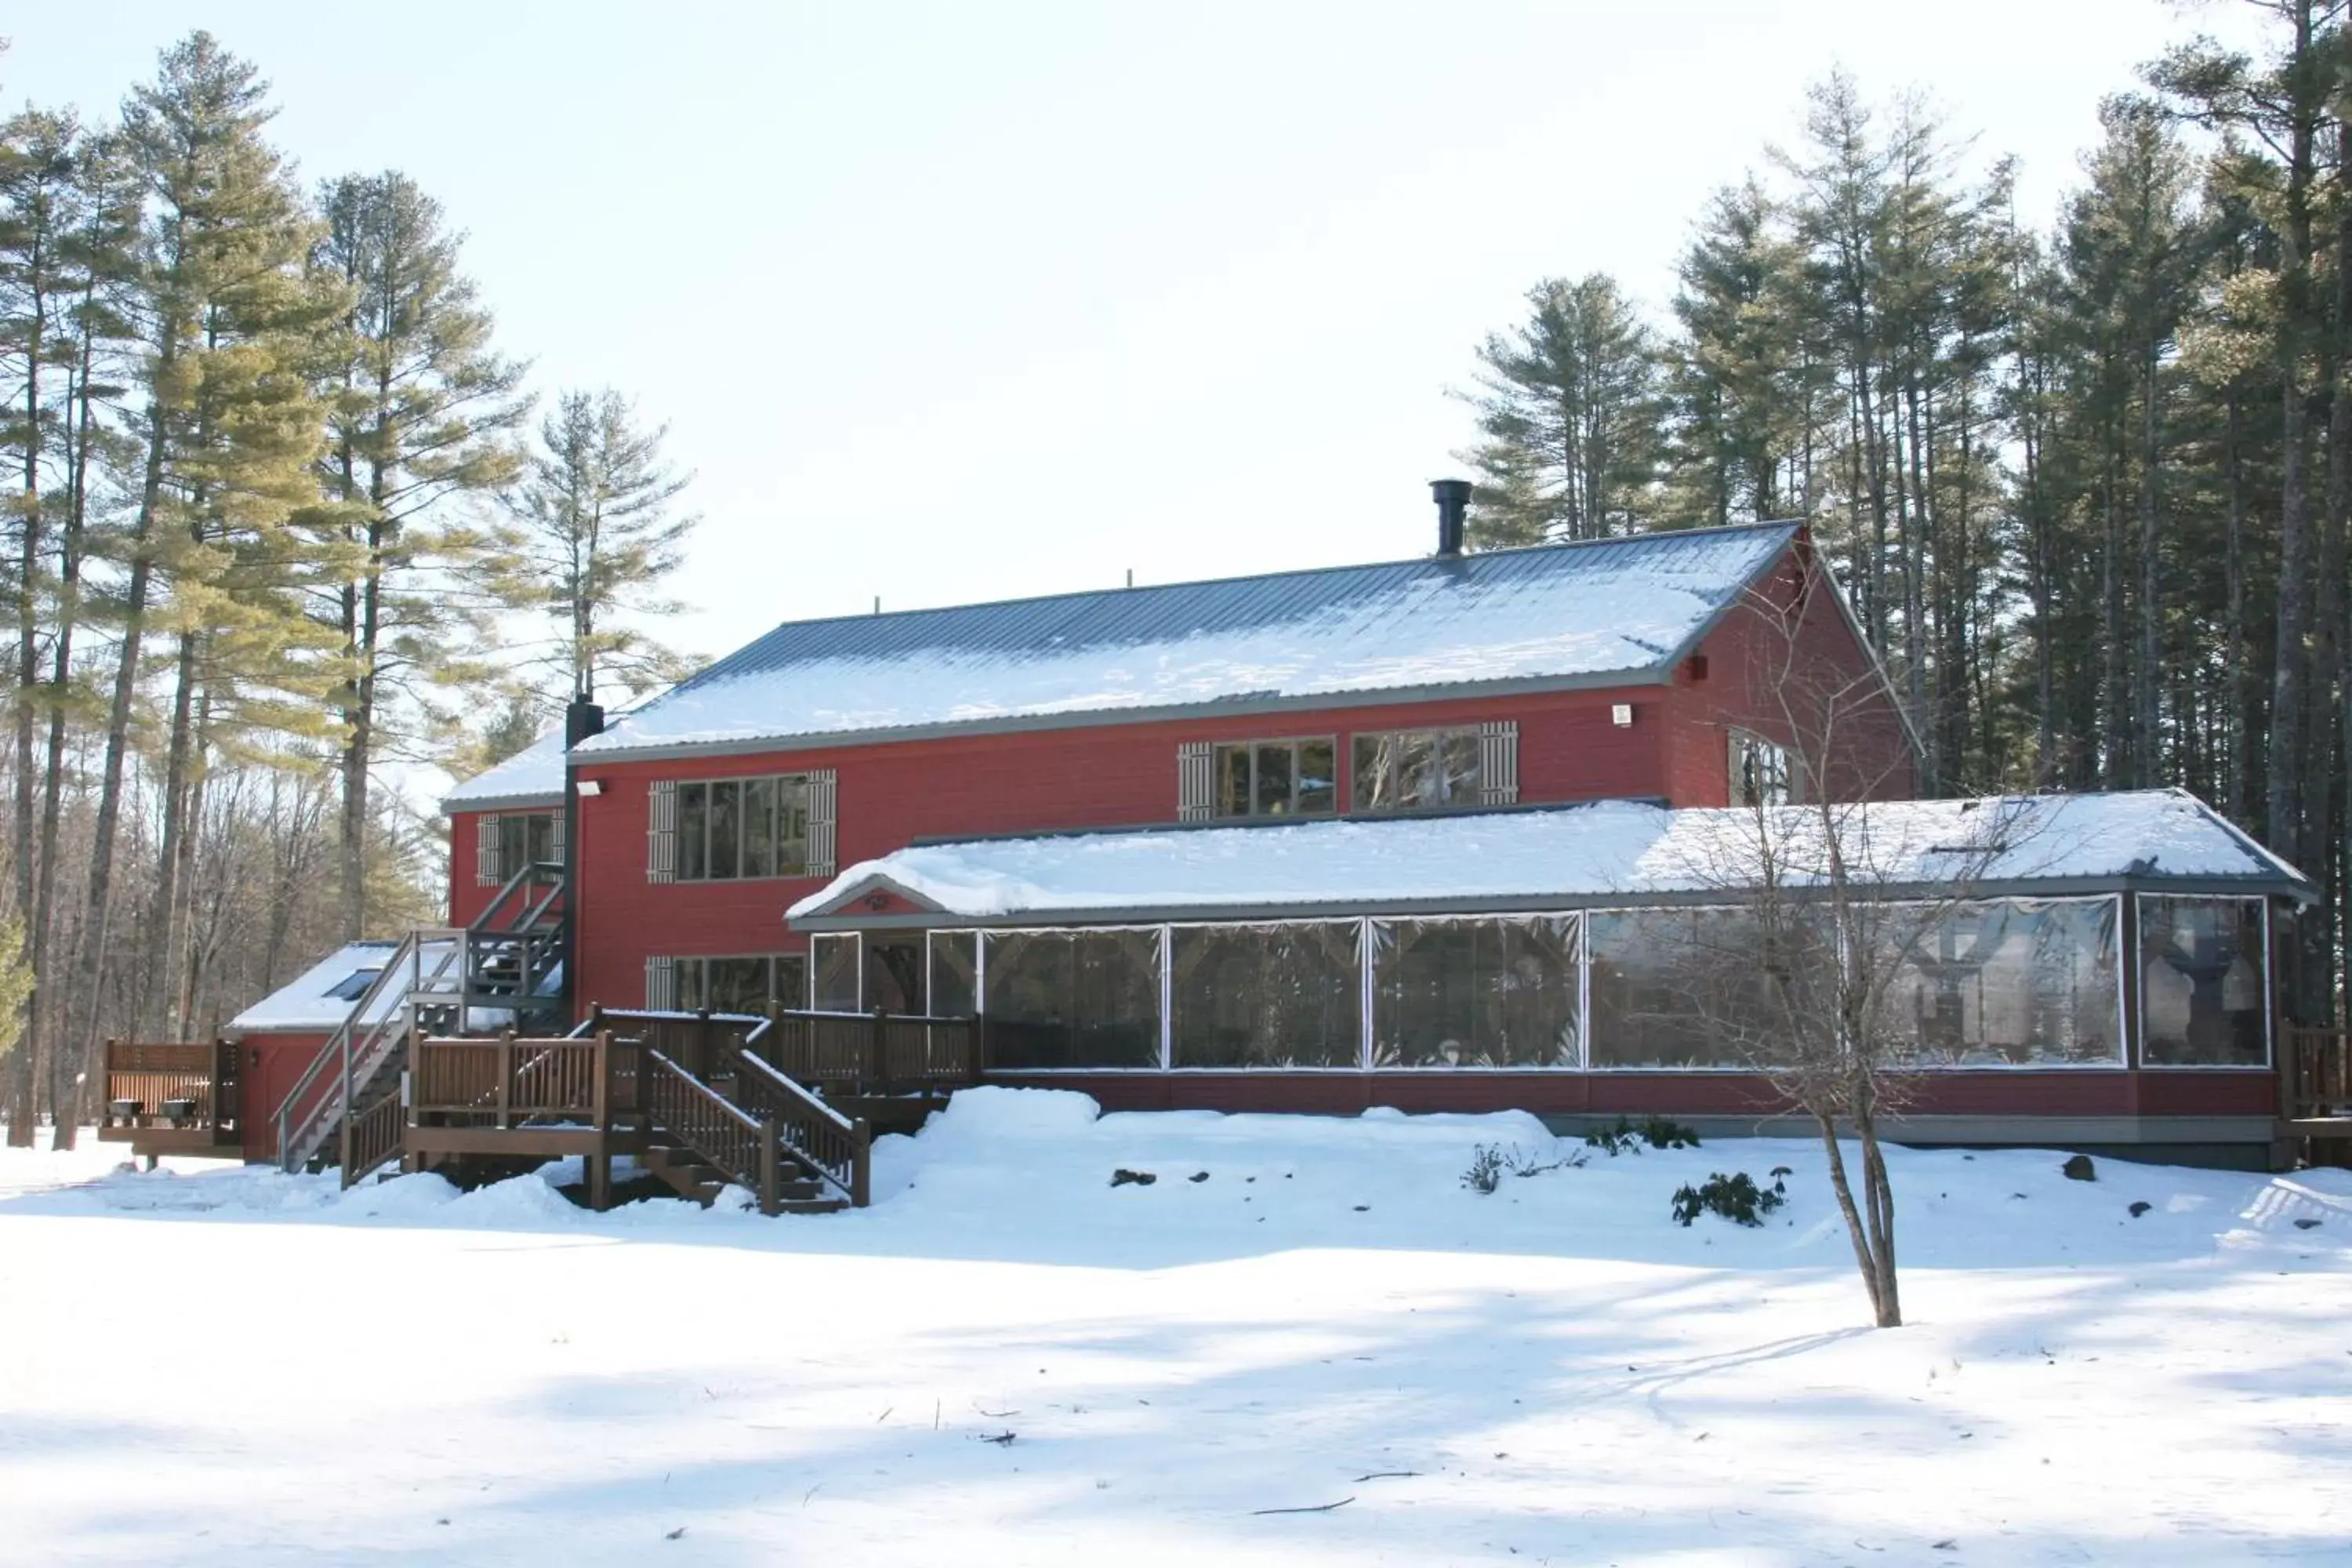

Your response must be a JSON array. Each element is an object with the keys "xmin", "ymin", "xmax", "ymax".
[{"xmin": 9, "ymin": 0, "xmax": 2267, "ymax": 681}]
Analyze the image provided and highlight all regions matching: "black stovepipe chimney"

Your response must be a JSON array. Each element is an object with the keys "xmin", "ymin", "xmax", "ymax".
[{"xmin": 1430, "ymin": 478, "xmax": 1471, "ymax": 557}]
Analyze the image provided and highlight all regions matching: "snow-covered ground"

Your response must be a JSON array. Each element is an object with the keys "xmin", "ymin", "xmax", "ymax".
[{"xmin": 1, "ymin": 1092, "xmax": 2347, "ymax": 1566}]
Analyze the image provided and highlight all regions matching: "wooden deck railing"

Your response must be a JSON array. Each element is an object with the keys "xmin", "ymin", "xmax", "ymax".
[
  {"xmin": 754, "ymin": 1008, "xmax": 982, "ymax": 1096},
  {"xmin": 100, "ymin": 1040, "xmax": 238, "ymax": 1131},
  {"xmin": 410, "ymin": 1031, "xmax": 636, "ymax": 1127},
  {"xmin": 339, "ymin": 1091, "xmax": 405, "ymax": 1187},
  {"xmin": 645, "ymin": 1048, "xmax": 782, "ymax": 1215},
  {"xmin": 731, "ymin": 1048, "xmax": 871, "ymax": 1206},
  {"xmin": 2283, "ymin": 1025, "xmax": 2352, "ymax": 1127}
]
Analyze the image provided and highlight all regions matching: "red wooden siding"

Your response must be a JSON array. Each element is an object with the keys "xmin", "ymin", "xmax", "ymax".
[{"xmin": 564, "ymin": 684, "xmax": 1679, "ymax": 1009}]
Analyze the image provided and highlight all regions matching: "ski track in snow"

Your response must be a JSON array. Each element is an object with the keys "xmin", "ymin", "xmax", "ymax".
[{"xmin": 1, "ymin": 1089, "xmax": 2347, "ymax": 1566}]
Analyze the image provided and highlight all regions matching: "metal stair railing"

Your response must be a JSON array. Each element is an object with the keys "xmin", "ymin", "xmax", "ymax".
[{"xmin": 275, "ymin": 928, "xmax": 464, "ymax": 1173}]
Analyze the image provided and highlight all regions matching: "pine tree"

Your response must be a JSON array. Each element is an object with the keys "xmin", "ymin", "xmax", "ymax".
[
  {"xmin": 1457, "ymin": 274, "xmax": 1665, "ymax": 544},
  {"xmin": 498, "ymin": 388, "xmax": 696, "ymax": 708},
  {"xmin": 309, "ymin": 169, "xmax": 527, "ymax": 940}
]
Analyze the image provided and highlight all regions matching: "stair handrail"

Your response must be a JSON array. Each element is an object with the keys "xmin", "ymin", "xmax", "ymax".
[
  {"xmin": 730, "ymin": 1046, "xmax": 871, "ymax": 1207},
  {"xmin": 276, "ymin": 927, "xmax": 465, "ymax": 1172},
  {"xmin": 644, "ymin": 1047, "xmax": 779, "ymax": 1216}
]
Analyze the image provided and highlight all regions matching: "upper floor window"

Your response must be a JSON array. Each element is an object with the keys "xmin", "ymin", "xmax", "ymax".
[
  {"xmin": 498, "ymin": 811, "xmax": 555, "ymax": 875},
  {"xmin": 677, "ymin": 775, "xmax": 812, "ymax": 880},
  {"xmin": 1729, "ymin": 729, "xmax": 1793, "ymax": 808},
  {"xmin": 1353, "ymin": 728, "xmax": 1483, "ymax": 812},
  {"xmin": 1214, "ymin": 737, "xmax": 1337, "ymax": 818}
]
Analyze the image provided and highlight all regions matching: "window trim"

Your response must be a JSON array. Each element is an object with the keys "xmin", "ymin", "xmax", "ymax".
[
  {"xmin": 1727, "ymin": 728, "xmax": 1795, "ymax": 808},
  {"xmin": 672, "ymin": 771, "xmax": 816, "ymax": 884}
]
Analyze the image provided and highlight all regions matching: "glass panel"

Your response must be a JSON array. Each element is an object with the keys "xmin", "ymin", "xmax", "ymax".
[
  {"xmin": 811, "ymin": 933, "xmax": 860, "ymax": 1011},
  {"xmin": 1588, "ymin": 908, "xmax": 1787, "ymax": 1068},
  {"xmin": 1370, "ymin": 916, "xmax": 1579, "ymax": 1068},
  {"xmin": 1171, "ymin": 923, "xmax": 1361, "ymax": 1067},
  {"xmin": 706, "ymin": 956, "xmax": 772, "ymax": 1014},
  {"xmin": 677, "ymin": 783, "xmax": 707, "ymax": 881},
  {"xmin": 675, "ymin": 956, "xmax": 706, "ymax": 1012},
  {"xmin": 777, "ymin": 776, "xmax": 810, "ymax": 875},
  {"xmin": 982, "ymin": 929, "xmax": 1161, "ymax": 1069},
  {"xmin": 1433, "ymin": 731, "xmax": 1481, "ymax": 805},
  {"xmin": 1296, "ymin": 739, "xmax": 1336, "ymax": 815},
  {"xmin": 2141, "ymin": 897, "xmax": 2266, "ymax": 1066},
  {"xmin": 706, "ymin": 780, "xmax": 741, "ymax": 880},
  {"xmin": 929, "ymin": 931, "xmax": 978, "ymax": 1018},
  {"xmin": 742, "ymin": 778, "xmax": 776, "ymax": 878},
  {"xmin": 865, "ymin": 935, "xmax": 924, "ymax": 1012},
  {"xmin": 1352, "ymin": 734, "xmax": 1396, "ymax": 811},
  {"xmin": 1879, "ymin": 898, "xmax": 2122, "ymax": 1065},
  {"xmin": 777, "ymin": 953, "xmax": 809, "ymax": 1011},
  {"xmin": 1216, "ymin": 744, "xmax": 1250, "ymax": 818},
  {"xmin": 1254, "ymin": 742, "xmax": 1294, "ymax": 815}
]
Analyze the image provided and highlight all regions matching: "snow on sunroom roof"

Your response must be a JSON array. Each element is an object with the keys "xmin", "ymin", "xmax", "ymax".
[
  {"xmin": 575, "ymin": 524, "xmax": 1802, "ymax": 755},
  {"xmin": 227, "ymin": 941, "xmax": 406, "ymax": 1033},
  {"xmin": 789, "ymin": 789, "xmax": 2307, "ymax": 924}
]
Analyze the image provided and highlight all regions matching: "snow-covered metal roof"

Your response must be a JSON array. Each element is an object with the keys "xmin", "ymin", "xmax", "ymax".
[
  {"xmin": 574, "ymin": 523, "xmax": 1803, "ymax": 758},
  {"xmin": 441, "ymin": 730, "xmax": 567, "ymax": 813},
  {"xmin": 227, "ymin": 941, "xmax": 407, "ymax": 1034},
  {"xmin": 789, "ymin": 789, "xmax": 2310, "ymax": 927}
]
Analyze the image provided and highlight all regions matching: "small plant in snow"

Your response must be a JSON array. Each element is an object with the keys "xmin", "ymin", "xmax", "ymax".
[
  {"xmin": 1584, "ymin": 1116, "xmax": 1702, "ymax": 1156},
  {"xmin": 1462, "ymin": 1142, "xmax": 1583, "ymax": 1193},
  {"xmin": 1670, "ymin": 1170, "xmax": 1788, "ymax": 1228}
]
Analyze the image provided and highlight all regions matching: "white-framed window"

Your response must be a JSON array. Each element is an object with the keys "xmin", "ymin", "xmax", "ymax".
[
  {"xmin": 1728, "ymin": 729, "xmax": 1793, "ymax": 808},
  {"xmin": 1352, "ymin": 728, "xmax": 1482, "ymax": 811}
]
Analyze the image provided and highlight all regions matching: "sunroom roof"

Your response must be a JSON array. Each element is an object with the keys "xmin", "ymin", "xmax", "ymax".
[
  {"xmin": 441, "ymin": 729, "xmax": 566, "ymax": 813},
  {"xmin": 788, "ymin": 789, "xmax": 2308, "ymax": 927}
]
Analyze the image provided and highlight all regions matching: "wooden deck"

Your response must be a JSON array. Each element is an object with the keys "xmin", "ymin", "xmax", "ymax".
[
  {"xmin": 380, "ymin": 1007, "xmax": 983, "ymax": 1210},
  {"xmin": 96, "ymin": 1040, "xmax": 244, "ymax": 1163},
  {"xmin": 2281, "ymin": 1025, "xmax": 2352, "ymax": 1149}
]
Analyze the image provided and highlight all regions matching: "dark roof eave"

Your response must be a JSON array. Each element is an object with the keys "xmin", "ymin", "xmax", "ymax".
[
  {"xmin": 570, "ymin": 664, "xmax": 1681, "ymax": 767},
  {"xmin": 789, "ymin": 870, "xmax": 2313, "ymax": 931}
]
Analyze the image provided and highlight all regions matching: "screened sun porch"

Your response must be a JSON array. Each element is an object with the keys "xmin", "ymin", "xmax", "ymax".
[{"xmin": 838, "ymin": 894, "xmax": 2273, "ymax": 1076}]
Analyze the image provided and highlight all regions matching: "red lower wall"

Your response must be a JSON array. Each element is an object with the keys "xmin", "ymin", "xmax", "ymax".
[
  {"xmin": 982, "ymin": 1069, "xmax": 2278, "ymax": 1123},
  {"xmin": 235, "ymin": 1033, "xmax": 330, "ymax": 1163}
]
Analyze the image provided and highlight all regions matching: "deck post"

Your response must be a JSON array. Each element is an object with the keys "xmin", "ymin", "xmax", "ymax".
[
  {"xmin": 964, "ymin": 1015, "xmax": 982, "ymax": 1085},
  {"xmin": 870, "ymin": 1007, "xmax": 892, "ymax": 1097},
  {"xmin": 851, "ymin": 1117, "xmax": 872, "ymax": 1208},
  {"xmin": 495, "ymin": 1031, "xmax": 514, "ymax": 1128},
  {"xmin": 591, "ymin": 1029, "xmax": 612, "ymax": 1133},
  {"xmin": 758, "ymin": 1119, "xmax": 780, "ymax": 1217}
]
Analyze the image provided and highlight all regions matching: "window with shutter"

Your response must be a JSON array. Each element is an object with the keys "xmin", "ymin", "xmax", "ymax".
[
  {"xmin": 647, "ymin": 780, "xmax": 677, "ymax": 883},
  {"xmin": 550, "ymin": 808, "xmax": 567, "ymax": 866},
  {"xmin": 1177, "ymin": 741, "xmax": 1214, "ymax": 821},
  {"xmin": 808, "ymin": 768, "xmax": 838, "ymax": 877},
  {"xmin": 476, "ymin": 814, "xmax": 502, "ymax": 886},
  {"xmin": 1478, "ymin": 720, "xmax": 1519, "ymax": 806},
  {"xmin": 644, "ymin": 955, "xmax": 677, "ymax": 1011}
]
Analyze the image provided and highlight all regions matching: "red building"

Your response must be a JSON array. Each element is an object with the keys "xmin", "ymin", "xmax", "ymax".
[{"xmin": 407, "ymin": 500, "xmax": 2309, "ymax": 1165}]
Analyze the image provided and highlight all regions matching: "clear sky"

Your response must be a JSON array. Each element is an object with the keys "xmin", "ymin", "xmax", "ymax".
[{"xmin": 5, "ymin": 0, "xmax": 2266, "ymax": 681}]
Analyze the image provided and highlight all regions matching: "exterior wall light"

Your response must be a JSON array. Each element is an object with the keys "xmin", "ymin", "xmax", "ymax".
[{"xmin": 1611, "ymin": 703, "xmax": 1635, "ymax": 728}]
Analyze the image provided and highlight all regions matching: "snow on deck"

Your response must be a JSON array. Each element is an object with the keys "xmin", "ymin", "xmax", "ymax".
[
  {"xmin": 575, "ymin": 525, "xmax": 1798, "ymax": 754},
  {"xmin": 794, "ymin": 789, "xmax": 2306, "ymax": 921},
  {"xmin": 2, "ymin": 1091, "xmax": 2346, "ymax": 1565},
  {"xmin": 441, "ymin": 728, "xmax": 567, "ymax": 811}
]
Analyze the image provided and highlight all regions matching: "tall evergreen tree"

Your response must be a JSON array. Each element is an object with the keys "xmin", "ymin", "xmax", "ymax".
[
  {"xmin": 499, "ymin": 389, "xmax": 696, "ymax": 710},
  {"xmin": 309, "ymin": 169, "xmax": 527, "ymax": 940},
  {"xmin": 1458, "ymin": 274, "xmax": 1664, "ymax": 544}
]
